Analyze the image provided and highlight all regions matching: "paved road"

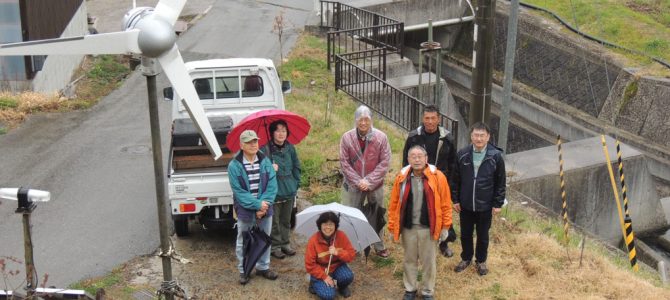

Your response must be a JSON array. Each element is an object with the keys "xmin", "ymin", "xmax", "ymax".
[{"xmin": 0, "ymin": 0, "xmax": 314, "ymax": 288}]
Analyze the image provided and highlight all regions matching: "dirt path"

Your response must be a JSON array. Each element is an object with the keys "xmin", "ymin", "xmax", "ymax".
[{"xmin": 123, "ymin": 197, "xmax": 412, "ymax": 299}]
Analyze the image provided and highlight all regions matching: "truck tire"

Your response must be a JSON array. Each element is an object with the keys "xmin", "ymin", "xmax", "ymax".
[{"xmin": 174, "ymin": 217, "xmax": 189, "ymax": 237}]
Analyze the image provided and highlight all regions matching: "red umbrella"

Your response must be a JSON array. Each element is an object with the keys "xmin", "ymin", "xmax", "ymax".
[{"xmin": 228, "ymin": 109, "xmax": 311, "ymax": 153}]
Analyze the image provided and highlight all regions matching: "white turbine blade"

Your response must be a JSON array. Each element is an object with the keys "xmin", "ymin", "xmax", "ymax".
[
  {"xmin": 0, "ymin": 30, "xmax": 140, "ymax": 56},
  {"xmin": 158, "ymin": 46, "xmax": 222, "ymax": 159},
  {"xmin": 154, "ymin": 0, "xmax": 187, "ymax": 26}
]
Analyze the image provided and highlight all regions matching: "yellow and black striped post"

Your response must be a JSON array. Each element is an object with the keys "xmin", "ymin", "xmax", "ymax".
[
  {"xmin": 615, "ymin": 139, "xmax": 639, "ymax": 272},
  {"xmin": 601, "ymin": 135, "xmax": 637, "ymax": 272},
  {"xmin": 556, "ymin": 135, "xmax": 569, "ymax": 243}
]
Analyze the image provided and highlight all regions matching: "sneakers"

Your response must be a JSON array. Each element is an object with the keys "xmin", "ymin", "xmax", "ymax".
[
  {"xmin": 454, "ymin": 260, "xmax": 471, "ymax": 273},
  {"xmin": 402, "ymin": 291, "xmax": 417, "ymax": 300},
  {"xmin": 423, "ymin": 295, "xmax": 434, "ymax": 300},
  {"xmin": 271, "ymin": 249, "xmax": 286, "ymax": 259},
  {"xmin": 239, "ymin": 273, "xmax": 250, "ymax": 285},
  {"xmin": 281, "ymin": 246, "xmax": 297, "ymax": 256},
  {"xmin": 338, "ymin": 286, "xmax": 352, "ymax": 298},
  {"xmin": 476, "ymin": 262, "xmax": 489, "ymax": 276},
  {"xmin": 308, "ymin": 284, "xmax": 316, "ymax": 294},
  {"xmin": 375, "ymin": 249, "xmax": 390, "ymax": 258},
  {"xmin": 256, "ymin": 269, "xmax": 278, "ymax": 280}
]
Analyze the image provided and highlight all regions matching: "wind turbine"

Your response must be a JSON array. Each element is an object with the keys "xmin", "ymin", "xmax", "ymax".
[
  {"xmin": 0, "ymin": 0, "xmax": 222, "ymax": 159},
  {"xmin": 0, "ymin": 1, "xmax": 217, "ymax": 298}
]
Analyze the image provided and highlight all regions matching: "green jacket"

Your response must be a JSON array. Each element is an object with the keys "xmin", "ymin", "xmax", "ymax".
[{"xmin": 264, "ymin": 142, "xmax": 301, "ymax": 199}]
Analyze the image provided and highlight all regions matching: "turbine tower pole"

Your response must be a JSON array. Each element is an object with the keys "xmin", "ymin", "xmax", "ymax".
[{"xmin": 142, "ymin": 57, "xmax": 175, "ymax": 300}]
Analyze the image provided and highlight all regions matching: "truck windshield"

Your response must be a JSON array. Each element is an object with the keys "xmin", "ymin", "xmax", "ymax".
[{"xmin": 192, "ymin": 75, "xmax": 263, "ymax": 100}]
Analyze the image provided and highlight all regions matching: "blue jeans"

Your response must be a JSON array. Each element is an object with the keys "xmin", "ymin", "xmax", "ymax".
[
  {"xmin": 236, "ymin": 216, "xmax": 273, "ymax": 274},
  {"xmin": 310, "ymin": 264, "xmax": 354, "ymax": 300}
]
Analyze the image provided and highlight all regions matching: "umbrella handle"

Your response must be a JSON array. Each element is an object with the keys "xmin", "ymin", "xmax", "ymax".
[{"xmin": 325, "ymin": 233, "xmax": 337, "ymax": 274}]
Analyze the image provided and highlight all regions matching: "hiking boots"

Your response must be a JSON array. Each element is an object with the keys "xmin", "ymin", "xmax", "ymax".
[
  {"xmin": 239, "ymin": 273, "xmax": 250, "ymax": 285},
  {"xmin": 271, "ymin": 249, "xmax": 286, "ymax": 259},
  {"xmin": 281, "ymin": 246, "xmax": 297, "ymax": 256},
  {"xmin": 476, "ymin": 262, "xmax": 489, "ymax": 276},
  {"xmin": 454, "ymin": 260, "xmax": 471, "ymax": 273},
  {"xmin": 338, "ymin": 286, "xmax": 352, "ymax": 298},
  {"xmin": 256, "ymin": 269, "xmax": 278, "ymax": 280}
]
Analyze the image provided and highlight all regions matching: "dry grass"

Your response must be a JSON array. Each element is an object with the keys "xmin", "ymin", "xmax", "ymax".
[
  {"xmin": 438, "ymin": 199, "xmax": 670, "ymax": 299},
  {"xmin": 0, "ymin": 55, "xmax": 129, "ymax": 132},
  {"xmin": 0, "ymin": 91, "xmax": 62, "ymax": 129}
]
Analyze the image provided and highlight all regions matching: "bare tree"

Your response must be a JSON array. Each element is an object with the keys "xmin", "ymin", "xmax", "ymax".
[{"xmin": 272, "ymin": 10, "xmax": 288, "ymax": 65}]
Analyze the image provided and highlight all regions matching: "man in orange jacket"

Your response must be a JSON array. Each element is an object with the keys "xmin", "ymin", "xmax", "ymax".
[{"xmin": 388, "ymin": 145, "xmax": 452, "ymax": 300}]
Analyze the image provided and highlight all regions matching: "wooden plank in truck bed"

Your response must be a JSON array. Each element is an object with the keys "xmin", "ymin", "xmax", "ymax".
[{"xmin": 173, "ymin": 152, "xmax": 234, "ymax": 169}]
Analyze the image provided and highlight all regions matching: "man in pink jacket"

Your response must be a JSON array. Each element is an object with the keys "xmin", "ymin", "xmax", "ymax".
[{"xmin": 339, "ymin": 105, "xmax": 392, "ymax": 257}]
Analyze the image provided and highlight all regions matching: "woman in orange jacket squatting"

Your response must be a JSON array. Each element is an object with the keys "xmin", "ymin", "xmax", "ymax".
[{"xmin": 304, "ymin": 212, "xmax": 356, "ymax": 299}]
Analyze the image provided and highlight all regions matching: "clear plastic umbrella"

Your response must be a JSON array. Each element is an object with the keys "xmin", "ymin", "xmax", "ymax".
[{"xmin": 294, "ymin": 202, "xmax": 381, "ymax": 252}]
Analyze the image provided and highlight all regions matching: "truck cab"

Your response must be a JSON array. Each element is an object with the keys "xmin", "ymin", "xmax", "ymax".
[{"xmin": 164, "ymin": 58, "xmax": 289, "ymax": 236}]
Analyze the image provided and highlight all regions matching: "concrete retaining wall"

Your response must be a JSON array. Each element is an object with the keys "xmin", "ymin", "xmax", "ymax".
[
  {"xmin": 30, "ymin": 2, "xmax": 88, "ymax": 94},
  {"xmin": 600, "ymin": 71, "xmax": 670, "ymax": 151},
  {"xmin": 507, "ymin": 136, "xmax": 667, "ymax": 244},
  {"xmin": 491, "ymin": 6, "xmax": 621, "ymax": 118}
]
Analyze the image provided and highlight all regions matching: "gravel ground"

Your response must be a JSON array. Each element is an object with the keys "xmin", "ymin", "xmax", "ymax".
[{"xmin": 121, "ymin": 196, "xmax": 406, "ymax": 299}]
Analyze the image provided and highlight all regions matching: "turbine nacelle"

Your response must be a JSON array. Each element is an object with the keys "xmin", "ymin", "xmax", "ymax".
[{"xmin": 135, "ymin": 16, "xmax": 177, "ymax": 58}]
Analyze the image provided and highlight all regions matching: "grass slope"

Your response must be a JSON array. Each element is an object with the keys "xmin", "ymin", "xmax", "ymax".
[{"xmin": 522, "ymin": 0, "xmax": 670, "ymax": 68}]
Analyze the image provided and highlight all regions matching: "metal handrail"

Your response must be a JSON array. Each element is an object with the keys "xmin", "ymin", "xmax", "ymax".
[
  {"xmin": 335, "ymin": 54, "xmax": 458, "ymax": 140},
  {"xmin": 326, "ymin": 23, "xmax": 403, "ymax": 69},
  {"xmin": 337, "ymin": 48, "xmax": 387, "ymax": 81},
  {"xmin": 319, "ymin": 1, "xmax": 401, "ymax": 30},
  {"xmin": 321, "ymin": 1, "xmax": 404, "ymax": 70}
]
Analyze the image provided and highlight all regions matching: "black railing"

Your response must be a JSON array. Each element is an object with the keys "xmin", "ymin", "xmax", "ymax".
[
  {"xmin": 336, "ymin": 48, "xmax": 387, "ymax": 81},
  {"xmin": 320, "ymin": 1, "xmax": 400, "ymax": 30},
  {"xmin": 335, "ymin": 54, "xmax": 458, "ymax": 139},
  {"xmin": 321, "ymin": 1, "xmax": 404, "ymax": 70},
  {"xmin": 326, "ymin": 24, "xmax": 404, "ymax": 70}
]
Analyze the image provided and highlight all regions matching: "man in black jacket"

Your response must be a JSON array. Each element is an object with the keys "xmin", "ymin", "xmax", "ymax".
[
  {"xmin": 402, "ymin": 105, "xmax": 458, "ymax": 257},
  {"xmin": 452, "ymin": 122, "xmax": 506, "ymax": 276}
]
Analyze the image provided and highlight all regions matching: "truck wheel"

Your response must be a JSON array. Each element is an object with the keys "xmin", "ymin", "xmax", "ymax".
[{"xmin": 174, "ymin": 217, "xmax": 189, "ymax": 237}]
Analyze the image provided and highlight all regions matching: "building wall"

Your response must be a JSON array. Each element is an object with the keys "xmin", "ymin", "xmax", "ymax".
[
  {"xmin": 30, "ymin": 1, "xmax": 87, "ymax": 93},
  {"xmin": 22, "ymin": 0, "xmax": 84, "ymax": 40}
]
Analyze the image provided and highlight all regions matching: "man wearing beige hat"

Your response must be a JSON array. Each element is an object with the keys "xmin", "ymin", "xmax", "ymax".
[{"xmin": 228, "ymin": 130, "xmax": 278, "ymax": 285}]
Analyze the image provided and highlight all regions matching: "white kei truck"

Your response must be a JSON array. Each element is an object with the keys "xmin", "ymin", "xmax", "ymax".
[{"xmin": 163, "ymin": 58, "xmax": 291, "ymax": 236}]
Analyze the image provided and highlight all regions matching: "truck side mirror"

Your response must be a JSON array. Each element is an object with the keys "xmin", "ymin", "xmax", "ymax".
[
  {"xmin": 281, "ymin": 80, "xmax": 292, "ymax": 94},
  {"xmin": 163, "ymin": 87, "xmax": 174, "ymax": 100}
]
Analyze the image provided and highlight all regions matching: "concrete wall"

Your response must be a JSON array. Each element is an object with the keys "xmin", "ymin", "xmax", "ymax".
[
  {"xmin": 359, "ymin": 0, "xmax": 470, "ymax": 25},
  {"xmin": 507, "ymin": 136, "xmax": 667, "ymax": 244},
  {"xmin": 361, "ymin": 0, "xmax": 471, "ymax": 50},
  {"xmin": 491, "ymin": 8, "xmax": 621, "ymax": 117},
  {"xmin": 600, "ymin": 71, "xmax": 670, "ymax": 150},
  {"xmin": 30, "ymin": 2, "xmax": 88, "ymax": 94}
]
